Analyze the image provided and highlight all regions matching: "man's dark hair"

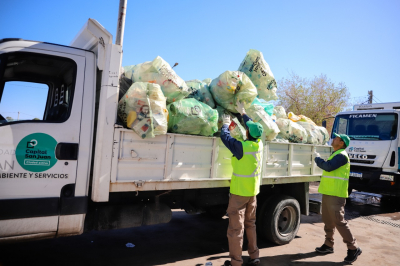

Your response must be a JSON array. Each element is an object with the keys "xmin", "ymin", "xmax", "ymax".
[{"xmin": 247, "ymin": 131, "xmax": 258, "ymax": 142}]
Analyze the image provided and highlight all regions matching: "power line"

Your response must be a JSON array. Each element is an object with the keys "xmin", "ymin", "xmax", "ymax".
[
  {"xmin": 362, "ymin": 97, "xmax": 369, "ymax": 104},
  {"xmin": 373, "ymin": 95, "xmax": 382, "ymax": 103},
  {"xmin": 351, "ymin": 96, "xmax": 368, "ymax": 105},
  {"xmin": 355, "ymin": 96, "xmax": 369, "ymax": 105},
  {"xmin": 19, "ymin": 112, "xmax": 36, "ymax": 117},
  {"xmin": 1, "ymin": 111, "xmax": 38, "ymax": 117}
]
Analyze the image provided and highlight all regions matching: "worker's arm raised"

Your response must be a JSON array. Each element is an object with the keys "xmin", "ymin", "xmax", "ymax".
[{"xmin": 220, "ymin": 114, "xmax": 244, "ymax": 160}]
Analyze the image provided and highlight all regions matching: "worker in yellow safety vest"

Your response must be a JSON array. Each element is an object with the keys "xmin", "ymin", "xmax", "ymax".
[
  {"xmin": 220, "ymin": 100, "xmax": 263, "ymax": 266},
  {"xmin": 314, "ymin": 133, "xmax": 362, "ymax": 263}
]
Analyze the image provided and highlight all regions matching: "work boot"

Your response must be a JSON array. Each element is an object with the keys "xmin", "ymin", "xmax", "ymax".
[
  {"xmin": 315, "ymin": 244, "xmax": 334, "ymax": 254},
  {"xmin": 344, "ymin": 247, "xmax": 362, "ymax": 263},
  {"xmin": 246, "ymin": 258, "xmax": 260, "ymax": 265}
]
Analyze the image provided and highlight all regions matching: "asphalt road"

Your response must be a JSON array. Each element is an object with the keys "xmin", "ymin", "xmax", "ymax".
[{"xmin": 1, "ymin": 188, "xmax": 400, "ymax": 266}]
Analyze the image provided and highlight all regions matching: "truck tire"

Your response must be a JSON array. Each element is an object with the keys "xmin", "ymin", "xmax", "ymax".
[{"xmin": 257, "ymin": 195, "xmax": 300, "ymax": 245}]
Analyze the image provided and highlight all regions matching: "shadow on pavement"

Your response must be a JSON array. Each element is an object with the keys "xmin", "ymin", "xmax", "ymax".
[
  {"xmin": 256, "ymin": 251, "xmax": 349, "ymax": 266},
  {"xmin": 208, "ymin": 252, "xmax": 348, "ymax": 266}
]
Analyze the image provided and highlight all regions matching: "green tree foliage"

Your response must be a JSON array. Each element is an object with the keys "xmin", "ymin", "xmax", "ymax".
[
  {"xmin": 277, "ymin": 72, "xmax": 350, "ymax": 132},
  {"xmin": 5, "ymin": 116, "xmax": 13, "ymax": 121}
]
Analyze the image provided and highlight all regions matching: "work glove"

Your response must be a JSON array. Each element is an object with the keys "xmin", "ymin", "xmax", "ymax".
[
  {"xmin": 313, "ymin": 151, "xmax": 321, "ymax": 158},
  {"xmin": 222, "ymin": 114, "xmax": 231, "ymax": 126},
  {"xmin": 235, "ymin": 100, "xmax": 246, "ymax": 115}
]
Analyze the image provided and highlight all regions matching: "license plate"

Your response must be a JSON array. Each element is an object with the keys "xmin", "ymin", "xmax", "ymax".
[
  {"xmin": 380, "ymin": 174, "xmax": 394, "ymax": 181},
  {"xmin": 350, "ymin": 172, "xmax": 362, "ymax": 178}
]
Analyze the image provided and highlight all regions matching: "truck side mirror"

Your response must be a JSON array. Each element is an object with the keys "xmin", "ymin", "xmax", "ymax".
[{"xmin": 322, "ymin": 120, "xmax": 327, "ymax": 128}]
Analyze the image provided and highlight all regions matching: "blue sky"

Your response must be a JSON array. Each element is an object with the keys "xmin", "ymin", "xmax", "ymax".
[{"xmin": 1, "ymin": 0, "xmax": 399, "ymax": 119}]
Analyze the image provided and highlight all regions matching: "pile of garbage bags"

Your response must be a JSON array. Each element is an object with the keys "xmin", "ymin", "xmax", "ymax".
[
  {"xmin": 246, "ymin": 104, "xmax": 280, "ymax": 141},
  {"xmin": 238, "ymin": 49, "xmax": 278, "ymax": 102},
  {"xmin": 118, "ymin": 51, "xmax": 330, "ymax": 145},
  {"xmin": 288, "ymin": 112, "xmax": 316, "ymax": 125},
  {"xmin": 118, "ymin": 82, "xmax": 168, "ymax": 139},
  {"xmin": 186, "ymin": 79, "xmax": 215, "ymax": 108},
  {"xmin": 276, "ymin": 118, "xmax": 308, "ymax": 144},
  {"xmin": 317, "ymin": 126, "xmax": 330, "ymax": 145},
  {"xmin": 252, "ymin": 98, "xmax": 274, "ymax": 116},
  {"xmin": 209, "ymin": 70, "xmax": 257, "ymax": 113},
  {"xmin": 124, "ymin": 56, "xmax": 190, "ymax": 103},
  {"xmin": 215, "ymin": 106, "xmax": 247, "ymax": 141},
  {"xmin": 274, "ymin": 106, "xmax": 287, "ymax": 119},
  {"xmin": 273, "ymin": 112, "xmax": 329, "ymax": 145},
  {"xmin": 167, "ymin": 98, "xmax": 218, "ymax": 137}
]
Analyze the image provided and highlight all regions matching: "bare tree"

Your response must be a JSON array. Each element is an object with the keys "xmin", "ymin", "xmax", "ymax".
[{"xmin": 277, "ymin": 72, "xmax": 350, "ymax": 133}]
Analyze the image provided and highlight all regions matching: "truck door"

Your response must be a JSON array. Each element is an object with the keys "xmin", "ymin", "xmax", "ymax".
[{"xmin": 0, "ymin": 43, "xmax": 93, "ymax": 240}]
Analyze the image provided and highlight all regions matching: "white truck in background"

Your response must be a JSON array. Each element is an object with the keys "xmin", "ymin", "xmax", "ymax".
[
  {"xmin": 331, "ymin": 102, "xmax": 400, "ymax": 198},
  {"xmin": 0, "ymin": 8, "xmax": 332, "ymax": 244}
]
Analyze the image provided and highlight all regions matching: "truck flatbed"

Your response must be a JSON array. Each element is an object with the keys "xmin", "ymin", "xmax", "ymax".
[{"xmin": 106, "ymin": 127, "xmax": 331, "ymax": 192}]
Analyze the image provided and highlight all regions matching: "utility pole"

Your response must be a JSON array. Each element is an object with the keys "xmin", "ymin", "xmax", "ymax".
[
  {"xmin": 115, "ymin": 0, "xmax": 127, "ymax": 46},
  {"xmin": 368, "ymin": 90, "xmax": 373, "ymax": 104},
  {"xmin": 17, "ymin": 111, "xmax": 20, "ymax": 121}
]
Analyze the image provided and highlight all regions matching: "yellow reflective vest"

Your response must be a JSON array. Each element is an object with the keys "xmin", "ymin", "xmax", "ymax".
[
  {"xmin": 231, "ymin": 139, "xmax": 263, "ymax": 197},
  {"xmin": 318, "ymin": 149, "xmax": 350, "ymax": 198}
]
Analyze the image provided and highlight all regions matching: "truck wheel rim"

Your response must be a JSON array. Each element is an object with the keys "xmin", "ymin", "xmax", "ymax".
[{"xmin": 277, "ymin": 206, "xmax": 296, "ymax": 236}]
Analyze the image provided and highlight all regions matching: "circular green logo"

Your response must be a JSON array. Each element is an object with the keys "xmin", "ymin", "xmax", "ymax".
[{"xmin": 16, "ymin": 133, "xmax": 58, "ymax": 172}]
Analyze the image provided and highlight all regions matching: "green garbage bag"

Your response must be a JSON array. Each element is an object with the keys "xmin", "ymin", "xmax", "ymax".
[
  {"xmin": 167, "ymin": 98, "xmax": 218, "ymax": 137},
  {"xmin": 238, "ymin": 49, "xmax": 278, "ymax": 102},
  {"xmin": 246, "ymin": 104, "xmax": 280, "ymax": 141},
  {"xmin": 273, "ymin": 134, "xmax": 289, "ymax": 143},
  {"xmin": 186, "ymin": 79, "xmax": 216, "ymax": 108},
  {"xmin": 124, "ymin": 56, "xmax": 190, "ymax": 104},
  {"xmin": 274, "ymin": 106, "xmax": 287, "ymax": 119},
  {"xmin": 229, "ymin": 117, "xmax": 247, "ymax": 141},
  {"xmin": 215, "ymin": 106, "xmax": 246, "ymax": 141},
  {"xmin": 297, "ymin": 121, "xmax": 323, "ymax": 144},
  {"xmin": 252, "ymin": 97, "xmax": 274, "ymax": 116},
  {"xmin": 315, "ymin": 126, "xmax": 330, "ymax": 145},
  {"xmin": 118, "ymin": 82, "xmax": 168, "ymax": 139},
  {"xmin": 275, "ymin": 118, "xmax": 307, "ymax": 143},
  {"xmin": 210, "ymin": 71, "xmax": 257, "ymax": 113},
  {"xmin": 202, "ymin": 78, "xmax": 212, "ymax": 86}
]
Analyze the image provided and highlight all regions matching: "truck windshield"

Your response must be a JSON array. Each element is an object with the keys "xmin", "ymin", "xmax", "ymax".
[{"xmin": 332, "ymin": 113, "xmax": 398, "ymax": 141}]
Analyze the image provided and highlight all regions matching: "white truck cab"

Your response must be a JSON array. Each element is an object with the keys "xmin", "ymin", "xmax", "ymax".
[
  {"xmin": 0, "ymin": 39, "xmax": 97, "ymax": 240},
  {"xmin": 331, "ymin": 102, "xmax": 400, "ymax": 197},
  {"xmin": 0, "ymin": 19, "xmax": 122, "ymax": 241}
]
